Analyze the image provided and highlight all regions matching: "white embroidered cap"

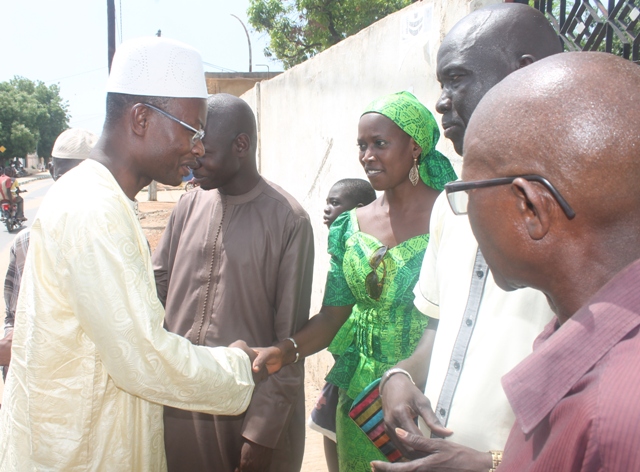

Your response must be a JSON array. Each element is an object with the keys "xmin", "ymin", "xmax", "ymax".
[
  {"xmin": 52, "ymin": 129, "xmax": 98, "ymax": 160},
  {"xmin": 106, "ymin": 36, "xmax": 207, "ymax": 98}
]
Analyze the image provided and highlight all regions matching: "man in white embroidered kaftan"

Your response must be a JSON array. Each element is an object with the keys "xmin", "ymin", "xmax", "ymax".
[{"xmin": 0, "ymin": 37, "xmax": 259, "ymax": 472}]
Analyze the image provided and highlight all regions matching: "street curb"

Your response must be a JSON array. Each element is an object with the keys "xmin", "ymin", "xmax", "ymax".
[{"xmin": 18, "ymin": 174, "xmax": 52, "ymax": 185}]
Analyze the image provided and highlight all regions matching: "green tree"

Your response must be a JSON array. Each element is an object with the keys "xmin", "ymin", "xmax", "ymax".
[
  {"xmin": 248, "ymin": 0, "xmax": 413, "ymax": 69},
  {"xmin": 0, "ymin": 76, "xmax": 70, "ymax": 165}
]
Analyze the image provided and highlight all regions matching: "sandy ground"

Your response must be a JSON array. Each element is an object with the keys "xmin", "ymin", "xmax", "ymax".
[
  {"xmin": 139, "ymin": 188, "xmax": 329, "ymax": 472},
  {"xmin": 0, "ymin": 180, "xmax": 329, "ymax": 469},
  {"xmin": 138, "ymin": 200, "xmax": 176, "ymax": 249}
]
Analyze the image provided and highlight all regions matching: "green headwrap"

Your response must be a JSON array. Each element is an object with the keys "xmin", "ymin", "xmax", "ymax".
[{"xmin": 362, "ymin": 91, "xmax": 457, "ymax": 190}]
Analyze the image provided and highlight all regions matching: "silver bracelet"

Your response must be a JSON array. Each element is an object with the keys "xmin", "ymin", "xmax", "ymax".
[
  {"xmin": 379, "ymin": 368, "xmax": 415, "ymax": 397},
  {"xmin": 285, "ymin": 337, "xmax": 299, "ymax": 363}
]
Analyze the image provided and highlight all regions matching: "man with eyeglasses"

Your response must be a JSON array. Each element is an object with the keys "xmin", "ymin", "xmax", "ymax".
[
  {"xmin": 153, "ymin": 93, "xmax": 314, "ymax": 472},
  {"xmin": 0, "ymin": 37, "xmax": 260, "ymax": 471},
  {"xmin": 373, "ymin": 4, "xmax": 561, "ymax": 471},
  {"xmin": 456, "ymin": 51, "xmax": 640, "ymax": 472}
]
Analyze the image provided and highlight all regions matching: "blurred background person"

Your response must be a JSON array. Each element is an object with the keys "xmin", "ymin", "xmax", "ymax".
[
  {"xmin": 1, "ymin": 128, "xmax": 98, "ymax": 379},
  {"xmin": 0, "ymin": 167, "xmax": 25, "ymax": 223},
  {"xmin": 323, "ymin": 178, "xmax": 376, "ymax": 228}
]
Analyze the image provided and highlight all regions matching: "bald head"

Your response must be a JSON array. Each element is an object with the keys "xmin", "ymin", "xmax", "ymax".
[
  {"xmin": 205, "ymin": 93, "xmax": 257, "ymax": 156},
  {"xmin": 436, "ymin": 4, "xmax": 562, "ymax": 155},
  {"xmin": 190, "ymin": 94, "xmax": 261, "ymax": 194},
  {"xmin": 443, "ymin": 4, "xmax": 561, "ymax": 64},
  {"xmin": 462, "ymin": 52, "xmax": 640, "ymax": 316},
  {"xmin": 465, "ymin": 52, "xmax": 640, "ymax": 224}
]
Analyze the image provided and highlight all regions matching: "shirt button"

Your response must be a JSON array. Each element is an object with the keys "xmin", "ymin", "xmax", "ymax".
[
  {"xmin": 466, "ymin": 319, "xmax": 473, "ymax": 327},
  {"xmin": 454, "ymin": 361, "xmax": 460, "ymax": 370},
  {"xmin": 439, "ymin": 408, "xmax": 446, "ymax": 417},
  {"xmin": 476, "ymin": 270, "xmax": 484, "ymax": 278}
]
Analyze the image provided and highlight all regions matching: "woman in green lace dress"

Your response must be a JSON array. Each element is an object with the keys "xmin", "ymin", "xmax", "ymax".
[{"xmin": 254, "ymin": 91, "xmax": 456, "ymax": 471}]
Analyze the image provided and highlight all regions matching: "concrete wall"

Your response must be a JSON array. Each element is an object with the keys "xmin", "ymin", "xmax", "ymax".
[
  {"xmin": 205, "ymin": 72, "xmax": 282, "ymax": 98},
  {"xmin": 242, "ymin": 0, "xmax": 500, "ymax": 386}
]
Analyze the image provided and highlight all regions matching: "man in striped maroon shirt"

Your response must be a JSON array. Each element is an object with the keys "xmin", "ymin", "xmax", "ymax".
[{"xmin": 453, "ymin": 52, "xmax": 640, "ymax": 471}]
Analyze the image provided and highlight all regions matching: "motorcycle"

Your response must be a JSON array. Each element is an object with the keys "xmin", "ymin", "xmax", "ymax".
[
  {"xmin": 11, "ymin": 163, "xmax": 27, "ymax": 178},
  {"xmin": 1, "ymin": 188, "xmax": 27, "ymax": 233},
  {"xmin": 11, "ymin": 161, "xmax": 29, "ymax": 177}
]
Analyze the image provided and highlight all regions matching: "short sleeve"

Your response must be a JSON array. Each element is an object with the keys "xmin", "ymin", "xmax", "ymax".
[
  {"xmin": 413, "ymin": 193, "xmax": 449, "ymax": 318},
  {"xmin": 323, "ymin": 211, "xmax": 356, "ymax": 306}
]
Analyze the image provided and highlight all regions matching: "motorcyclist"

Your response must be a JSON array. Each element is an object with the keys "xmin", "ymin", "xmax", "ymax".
[{"xmin": 0, "ymin": 167, "xmax": 26, "ymax": 222}]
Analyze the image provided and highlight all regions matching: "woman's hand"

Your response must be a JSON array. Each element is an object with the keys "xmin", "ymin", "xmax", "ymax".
[{"xmin": 252, "ymin": 345, "xmax": 285, "ymax": 375}]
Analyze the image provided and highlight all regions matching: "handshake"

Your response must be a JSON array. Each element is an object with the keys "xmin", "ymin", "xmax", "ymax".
[{"xmin": 228, "ymin": 340, "xmax": 293, "ymax": 384}]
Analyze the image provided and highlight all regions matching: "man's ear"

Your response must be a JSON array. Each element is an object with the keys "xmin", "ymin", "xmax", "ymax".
[
  {"xmin": 130, "ymin": 103, "xmax": 150, "ymax": 137},
  {"xmin": 511, "ymin": 178, "xmax": 553, "ymax": 241},
  {"xmin": 517, "ymin": 54, "xmax": 536, "ymax": 69},
  {"xmin": 233, "ymin": 133, "xmax": 251, "ymax": 156}
]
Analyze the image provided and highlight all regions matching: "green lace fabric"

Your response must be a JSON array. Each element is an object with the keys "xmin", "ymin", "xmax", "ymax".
[{"xmin": 323, "ymin": 209, "xmax": 429, "ymax": 400}]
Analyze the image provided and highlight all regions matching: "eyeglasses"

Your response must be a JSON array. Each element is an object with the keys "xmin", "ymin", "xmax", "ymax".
[
  {"xmin": 141, "ymin": 103, "xmax": 205, "ymax": 146},
  {"xmin": 365, "ymin": 245, "xmax": 388, "ymax": 300},
  {"xmin": 444, "ymin": 174, "xmax": 576, "ymax": 220}
]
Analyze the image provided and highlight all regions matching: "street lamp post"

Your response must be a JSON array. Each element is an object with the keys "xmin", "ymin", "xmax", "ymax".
[
  {"xmin": 230, "ymin": 14, "xmax": 252, "ymax": 72},
  {"xmin": 107, "ymin": 0, "xmax": 116, "ymax": 72}
]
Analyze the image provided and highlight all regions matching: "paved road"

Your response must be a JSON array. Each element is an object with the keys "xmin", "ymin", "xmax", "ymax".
[
  {"xmin": 0, "ymin": 176, "xmax": 53, "ymax": 403},
  {"xmin": 0, "ymin": 177, "xmax": 53, "ymax": 277}
]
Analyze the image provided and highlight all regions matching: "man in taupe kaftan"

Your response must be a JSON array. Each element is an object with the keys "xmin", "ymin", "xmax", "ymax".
[{"xmin": 153, "ymin": 94, "xmax": 314, "ymax": 472}]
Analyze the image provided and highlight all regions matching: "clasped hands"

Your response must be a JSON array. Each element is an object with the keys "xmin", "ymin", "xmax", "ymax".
[
  {"xmin": 228, "ymin": 340, "xmax": 287, "ymax": 384},
  {"xmin": 226, "ymin": 342, "xmax": 287, "ymax": 471}
]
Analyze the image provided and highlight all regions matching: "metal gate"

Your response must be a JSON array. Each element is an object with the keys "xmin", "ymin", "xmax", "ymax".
[{"xmin": 523, "ymin": 0, "xmax": 640, "ymax": 63}]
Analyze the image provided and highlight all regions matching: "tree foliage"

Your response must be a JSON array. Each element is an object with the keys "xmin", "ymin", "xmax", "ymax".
[
  {"xmin": 248, "ymin": 0, "xmax": 413, "ymax": 69},
  {"xmin": 0, "ymin": 76, "xmax": 70, "ymax": 164}
]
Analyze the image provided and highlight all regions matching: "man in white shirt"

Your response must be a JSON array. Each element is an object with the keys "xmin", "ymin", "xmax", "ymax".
[
  {"xmin": 0, "ymin": 37, "xmax": 260, "ymax": 471},
  {"xmin": 373, "ymin": 4, "xmax": 561, "ymax": 471}
]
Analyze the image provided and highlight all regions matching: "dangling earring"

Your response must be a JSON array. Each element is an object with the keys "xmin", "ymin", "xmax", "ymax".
[{"xmin": 409, "ymin": 157, "xmax": 419, "ymax": 186}]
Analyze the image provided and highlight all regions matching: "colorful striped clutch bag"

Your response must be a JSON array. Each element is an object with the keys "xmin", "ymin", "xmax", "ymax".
[{"xmin": 348, "ymin": 378, "xmax": 408, "ymax": 463}]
